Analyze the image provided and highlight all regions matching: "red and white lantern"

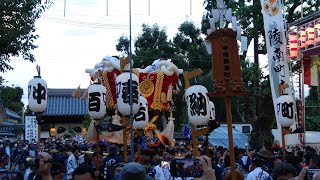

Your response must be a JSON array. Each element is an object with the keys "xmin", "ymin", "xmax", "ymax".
[
  {"xmin": 306, "ymin": 23, "xmax": 315, "ymax": 47},
  {"xmin": 133, "ymin": 96, "xmax": 149, "ymax": 129},
  {"xmin": 185, "ymin": 85, "xmax": 210, "ymax": 126},
  {"xmin": 298, "ymin": 27, "xmax": 306, "ymax": 49},
  {"xmin": 315, "ymin": 20, "xmax": 320, "ymax": 44},
  {"xmin": 116, "ymin": 71, "xmax": 140, "ymax": 115},
  {"xmin": 289, "ymin": 32, "xmax": 298, "ymax": 59},
  {"xmin": 88, "ymin": 83, "xmax": 107, "ymax": 119}
]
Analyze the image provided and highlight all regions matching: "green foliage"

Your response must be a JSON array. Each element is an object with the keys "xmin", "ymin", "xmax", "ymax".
[
  {"xmin": 0, "ymin": 86, "xmax": 24, "ymax": 113},
  {"xmin": 134, "ymin": 24, "xmax": 175, "ymax": 67},
  {"xmin": 0, "ymin": 77, "xmax": 5, "ymax": 86},
  {"xmin": 0, "ymin": 0, "xmax": 51, "ymax": 72},
  {"xmin": 306, "ymin": 116, "xmax": 320, "ymax": 131},
  {"xmin": 82, "ymin": 115, "xmax": 92, "ymax": 129},
  {"xmin": 304, "ymin": 86, "xmax": 320, "ymax": 131},
  {"xmin": 173, "ymin": 21, "xmax": 211, "ymax": 74},
  {"xmin": 116, "ymin": 35, "xmax": 130, "ymax": 54}
]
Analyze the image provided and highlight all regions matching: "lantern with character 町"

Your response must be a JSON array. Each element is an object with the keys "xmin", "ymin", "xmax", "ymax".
[
  {"xmin": 88, "ymin": 83, "xmax": 107, "ymax": 120},
  {"xmin": 116, "ymin": 70, "xmax": 140, "ymax": 115},
  {"xmin": 185, "ymin": 85, "xmax": 210, "ymax": 126},
  {"xmin": 276, "ymin": 94, "xmax": 295, "ymax": 128},
  {"xmin": 28, "ymin": 75, "xmax": 48, "ymax": 113}
]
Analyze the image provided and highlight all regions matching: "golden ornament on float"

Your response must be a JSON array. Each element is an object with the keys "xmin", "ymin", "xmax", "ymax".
[{"xmin": 140, "ymin": 74, "xmax": 154, "ymax": 97}]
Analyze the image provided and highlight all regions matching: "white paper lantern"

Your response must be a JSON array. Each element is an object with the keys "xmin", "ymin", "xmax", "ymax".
[
  {"xmin": 28, "ymin": 76, "xmax": 48, "ymax": 113},
  {"xmin": 209, "ymin": 101, "xmax": 216, "ymax": 120},
  {"xmin": 116, "ymin": 71, "xmax": 140, "ymax": 115},
  {"xmin": 88, "ymin": 83, "xmax": 107, "ymax": 119},
  {"xmin": 133, "ymin": 96, "xmax": 149, "ymax": 129},
  {"xmin": 276, "ymin": 94, "xmax": 295, "ymax": 128},
  {"xmin": 185, "ymin": 85, "xmax": 210, "ymax": 126}
]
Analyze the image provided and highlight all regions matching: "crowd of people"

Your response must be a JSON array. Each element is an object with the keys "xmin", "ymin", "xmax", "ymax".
[{"xmin": 0, "ymin": 136, "xmax": 318, "ymax": 180}]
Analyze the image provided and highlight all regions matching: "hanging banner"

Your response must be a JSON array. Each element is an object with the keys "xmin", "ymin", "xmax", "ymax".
[
  {"xmin": 25, "ymin": 116, "xmax": 38, "ymax": 143},
  {"xmin": 260, "ymin": 0, "xmax": 299, "ymax": 145}
]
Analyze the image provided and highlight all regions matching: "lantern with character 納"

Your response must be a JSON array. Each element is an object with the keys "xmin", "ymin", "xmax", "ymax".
[
  {"xmin": 134, "ymin": 96, "xmax": 149, "ymax": 129},
  {"xmin": 185, "ymin": 85, "xmax": 210, "ymax": 126},
  {"xmin": 116, "ymin": 70, "xmax": 140, "ymax": 115},
  {"xmin": 276, "ymin": 94, "xmax": 295, "ymax": 128},
  {"xmin": 209, "ymin": 101, "xmax": 216, "ymax": 120},
  {"xmin": 88, "ymin": 83, "xmax": 107, "ymax": 120}
]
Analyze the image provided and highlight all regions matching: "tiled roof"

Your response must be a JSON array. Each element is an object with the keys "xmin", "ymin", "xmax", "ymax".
[
  {"xmin": 5, "ymin": 108, "xmax": 20, "ymax": 119},
  {"xmin": 0, "ymin": 124, "xmax": 24, "ymax": 132},
  {"xmin": 42, "ymin": 89, "xmax": 88, "ymax": 116}
]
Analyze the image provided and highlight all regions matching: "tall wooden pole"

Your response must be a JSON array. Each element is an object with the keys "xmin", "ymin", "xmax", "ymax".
[
  {"xmin": 95, "ymin": 120, "xmax": 100, "ymax": 173},
  {"xmin": 123, "ymin": 127, "xmax": 128, "ymax": 162},
  {"xmin": 36, "ymin": 113, "xmax": 41, "ymax": 151},
  {"xmin": 225, "ymin": 96, "xmax": 236, "ymax": 180},
  {"xmin": 122, "ymin": 117, "xmax": 129, "ymax": 162},
  {"xmin": 191, "ymin": 125, "xmax": 200, "ymax": 157},
  {"xmin": 281, "ymin": 127, "xmax": 291, "ymax": 160},
  {"xmin": 281, "ymin": 127, "xmax": 286, "ymax": 160},
  {"xmin": 38, "ymin": 125, "xmax": 41, "ymax": 151}
]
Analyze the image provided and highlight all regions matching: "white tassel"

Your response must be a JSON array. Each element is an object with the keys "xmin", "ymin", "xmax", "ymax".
[
  {"xmin": 100, "ymin": 115, "xmax": 128, "ymax": 144},
  {"xmin": 156, "ymin": 117, "xmax": 175, "ymax": 147},
  {"xmin": 167, "ymin": 84, "xmax": 173, "ymax": 102}
]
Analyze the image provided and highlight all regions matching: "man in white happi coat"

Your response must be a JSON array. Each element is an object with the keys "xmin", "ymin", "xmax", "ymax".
[{"xmin": 66, "ymin": 146, "xmax": 80, "ymax": 180}]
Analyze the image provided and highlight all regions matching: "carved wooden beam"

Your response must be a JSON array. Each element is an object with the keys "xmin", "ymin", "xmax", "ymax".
[{"xmin": 183, "ymin": 68, "xmax": 203, "ymax": 88}]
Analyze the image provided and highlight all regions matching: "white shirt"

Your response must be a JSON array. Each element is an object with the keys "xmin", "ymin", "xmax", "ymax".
[
  {"xmin": 5, "ymin": 146, "xmax": 10, "ymax": 157},
  {"xmin": 24, "ymin": 167, "xmax": 32, "ymax": 180},
  {"xmin": 246, "ymin": 167, "xmax": 269, "ymax": 180},
  {"xmin": 66, "ymin": 154, "xmax": 78, "ymax": 180}
]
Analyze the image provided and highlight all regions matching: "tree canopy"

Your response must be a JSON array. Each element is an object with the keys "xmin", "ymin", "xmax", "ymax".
[
  {"xmin": 0, "ymin": 0, "xmax": 51, "ymax": 72},
  {"xmin": 0, "ymin": 85, "xmax": 24, "ymax": 113}
]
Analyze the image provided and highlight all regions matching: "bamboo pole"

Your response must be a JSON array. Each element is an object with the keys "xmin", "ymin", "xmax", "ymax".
[
  {"xmin": 123, "ymin": 127, "xmax": 128, "ymax": 162},
  {"xmin": 95, "ymin": 120, "xmax": 100, "ymax": 178},
  {"xmin": 225, "ymin": 96, "xmax": 236, "ymax": 180},
  {"xmin": 38, "ymin": 125, "xmax": 41, "ymax": 151}
]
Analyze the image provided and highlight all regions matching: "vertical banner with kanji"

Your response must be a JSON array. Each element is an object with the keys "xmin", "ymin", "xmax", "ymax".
[
  {"xmin": 260, "ymin": 0, "xmax": 299, "ymax": 145},
  {"xmin": 25, "ymin": 116, "xmax": 38, "ymax": 143}
]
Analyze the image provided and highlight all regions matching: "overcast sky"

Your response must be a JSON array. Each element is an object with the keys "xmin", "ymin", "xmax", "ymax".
[{"xmin": 1, "ymin": 0, "xmax": 266, "ymax": 106}]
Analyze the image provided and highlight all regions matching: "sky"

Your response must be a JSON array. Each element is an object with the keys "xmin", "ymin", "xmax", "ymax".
[
  {"xmin": 1, "ymin": 0, "xmax": 207, "ymax": 105},
  {"xmin": 0, "ymin": 0, "xmax": 297, "ymax": 106}
]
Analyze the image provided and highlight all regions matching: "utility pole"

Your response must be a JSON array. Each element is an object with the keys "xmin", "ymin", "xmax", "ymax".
[
  {"xmin": 148, "ymin": 0, "xmax": 150, "ymax": 16},
  {"xmin": 106, "ymin": 0, "xmax": 109, "ymax": 16},
  {"xmin": 253, "ymin": 0, "xmax": 260, "ymax": 117}
]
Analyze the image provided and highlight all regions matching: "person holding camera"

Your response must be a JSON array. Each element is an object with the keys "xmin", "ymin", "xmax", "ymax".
[{"xmin": 27, "ymin": 152, "xmax": 53, "ymax": 180}]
